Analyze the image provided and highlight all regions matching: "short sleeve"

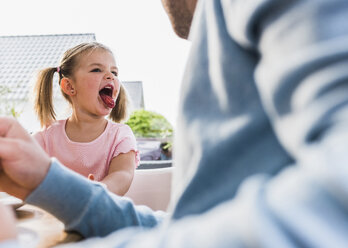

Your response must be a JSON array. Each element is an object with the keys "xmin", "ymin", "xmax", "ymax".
[
  {"xmin": 113, "ymin": 125, "xmax": 140, "ymax": 167},
  {"xmin": 32, "ymin": 131, "xmax": 46, "ymax": 151}
]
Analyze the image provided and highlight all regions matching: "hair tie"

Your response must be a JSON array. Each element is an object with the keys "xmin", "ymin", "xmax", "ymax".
[{"xmin": 56, "ymin": 67, "xmax": 60, "ymax": 73}]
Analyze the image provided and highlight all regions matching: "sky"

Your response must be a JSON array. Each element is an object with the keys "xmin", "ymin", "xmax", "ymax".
[{"xmin": 0, "ymin": 0, "xmax": 191, "ymax": 126}]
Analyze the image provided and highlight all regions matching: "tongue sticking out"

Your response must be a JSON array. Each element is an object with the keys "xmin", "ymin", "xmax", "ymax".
[{"xmin": 100, "ymin": 93, "xmax": 115, "ymax": 108}]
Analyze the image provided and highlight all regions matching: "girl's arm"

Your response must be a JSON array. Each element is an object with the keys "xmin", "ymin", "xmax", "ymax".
[{"xmin": 101, "ymin": 151, "xmax": 136, "ymax": 195}]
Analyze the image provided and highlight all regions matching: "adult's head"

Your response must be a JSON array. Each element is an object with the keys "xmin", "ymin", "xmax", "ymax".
[{"xmin": 161, "ymin": 0, "xmax": 198, "ymax": 39}]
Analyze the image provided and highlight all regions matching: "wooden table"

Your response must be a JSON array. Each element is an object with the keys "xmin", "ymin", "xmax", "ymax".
[{"xmin": 16, "ymin": 205, "xmax": 82, "ymax": 248}]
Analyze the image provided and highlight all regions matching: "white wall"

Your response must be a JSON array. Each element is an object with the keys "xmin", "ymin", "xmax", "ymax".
[{"xmin": 15, "ymin": 98, "xmax": 70, "ymax": 134}]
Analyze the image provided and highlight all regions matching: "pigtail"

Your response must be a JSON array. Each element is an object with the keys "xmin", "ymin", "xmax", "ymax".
[
  {"xmin": 109, "ymin": 85, "xmax": 129, "ymax": 123},
  {"xmin": 33, "ymin": 67, "xmax": 57, "ymax": 128}
]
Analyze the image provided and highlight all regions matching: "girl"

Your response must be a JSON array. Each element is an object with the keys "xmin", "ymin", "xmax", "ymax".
[{"xmin": 33, "ymin": 42, "xmax": 139, "ymax": 196}]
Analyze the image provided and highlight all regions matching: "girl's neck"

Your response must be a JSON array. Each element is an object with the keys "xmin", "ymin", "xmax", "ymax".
[{"xmin": 65, "ymin": 114, "xmax": 108, "ymax": 143}]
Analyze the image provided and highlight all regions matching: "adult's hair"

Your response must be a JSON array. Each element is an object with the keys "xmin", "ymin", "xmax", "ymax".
[{"xmin": 33, "ymin": 42, "xmax": 128, "ymax": 127}]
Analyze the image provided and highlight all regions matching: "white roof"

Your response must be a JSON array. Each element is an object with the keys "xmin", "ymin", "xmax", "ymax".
[
  {"xmin": 0, "ymin": 33, "xmax": 144, "ymax": 109},
  {"xmin": 0, "ymin": 33, "xmax": 96, "ymax": 100}
]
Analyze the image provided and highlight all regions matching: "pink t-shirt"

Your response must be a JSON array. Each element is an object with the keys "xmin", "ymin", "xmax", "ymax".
[{"xmin": 33, "ymin": 119, "xmax": 139, "ymax": 181}]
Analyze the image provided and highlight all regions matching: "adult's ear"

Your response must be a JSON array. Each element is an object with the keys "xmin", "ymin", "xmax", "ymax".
[{"xmin": 60, "ymin": 78, "xmax": 76, "ymax": 96}]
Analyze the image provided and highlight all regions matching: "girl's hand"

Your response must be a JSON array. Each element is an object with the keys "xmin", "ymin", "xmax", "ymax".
[
  {"xmin": 88, "ymin": 174, "xmax": 95, "ymax": 181},
  {"xmin": 0, "ymin": 203, "xmax": 17, "ymax": 241},
  {"xmin": 88, "ymin": 174, "xmax": 108, "ymax": 189}
]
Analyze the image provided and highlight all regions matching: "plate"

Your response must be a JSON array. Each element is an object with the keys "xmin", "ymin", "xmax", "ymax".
[
  {"xmin": 17, "ymin": 227, "xmax": 39, "ymax": 248},
  {"xmin": 0, "ymin": 192, "xmax": 24, "ymax": 209}
]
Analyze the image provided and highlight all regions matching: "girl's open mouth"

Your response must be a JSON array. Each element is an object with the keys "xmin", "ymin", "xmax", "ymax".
[{"xmin": 99, "ymin": 85, "xmax": 115, "ymax": 108}]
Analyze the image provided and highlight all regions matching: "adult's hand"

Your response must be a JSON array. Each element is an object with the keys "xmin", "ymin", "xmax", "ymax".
[
  {"xmin": 0, "ymin": 203, "xmax": 17, "ymax": 241},
  {"xmin": 0, "ymin": 117, "xmax": 51, "ymax": 200}
]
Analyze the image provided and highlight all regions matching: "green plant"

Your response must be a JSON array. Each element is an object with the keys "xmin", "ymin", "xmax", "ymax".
[
  {"xmin": 0, "ymin": 85, "xmax": 21, "ymax": 118},
  {"xmin": 126, "ymin": 109, "xmax": 173, "ymax": 138}
]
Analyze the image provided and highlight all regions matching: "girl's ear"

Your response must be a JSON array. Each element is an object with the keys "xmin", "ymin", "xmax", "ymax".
[{"xmin": 60, "ymin": 78, "xmax": 76, "ymax": 96}]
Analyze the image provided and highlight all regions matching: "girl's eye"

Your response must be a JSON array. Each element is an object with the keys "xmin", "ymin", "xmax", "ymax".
[
  {"xmin": 91, "ymin": 68, "xmax": 101, "ymax": 72},
  {"xmin": 112, "ymin": 71, "xmax": 118, "ymax": 76}
]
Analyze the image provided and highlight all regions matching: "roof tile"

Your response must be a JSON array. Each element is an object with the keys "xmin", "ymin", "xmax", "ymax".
[
  {"xmin": 0, "ymin": 33, "xmax": 144, "ymax": 109},
  {"xmin": 0, "ymin": 33, "xmax": 96, "ymax": 100}
]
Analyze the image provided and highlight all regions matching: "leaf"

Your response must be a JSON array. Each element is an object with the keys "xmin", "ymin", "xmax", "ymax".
[{"xmin": 125, "ymin": 109, "xmax": 173, "ymax": 138}]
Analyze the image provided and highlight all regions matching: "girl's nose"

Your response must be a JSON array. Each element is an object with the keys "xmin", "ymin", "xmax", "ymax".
[{"xmin": 104, "ymin": 71, "xmax": 115, "ymax": 80}]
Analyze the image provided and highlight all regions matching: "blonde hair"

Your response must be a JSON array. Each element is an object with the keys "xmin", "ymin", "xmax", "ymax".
[{"xmin": 33, "ymin": 42, "xmax": 128, "ymax": 127}]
